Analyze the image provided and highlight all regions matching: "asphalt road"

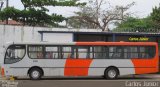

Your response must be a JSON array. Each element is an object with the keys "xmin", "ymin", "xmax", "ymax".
[{"xmin": 1, "ymin": 74, "xmax": 160, "ymax": 87}]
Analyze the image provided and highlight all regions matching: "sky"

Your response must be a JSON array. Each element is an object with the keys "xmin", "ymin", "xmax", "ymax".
[
  {"xmin": 3, "ymin": 0, "xmax": 159, "ymax": 18},
  {"xmin": 1, "ymin": 0, "xmax": 160, "ymax": 29}
]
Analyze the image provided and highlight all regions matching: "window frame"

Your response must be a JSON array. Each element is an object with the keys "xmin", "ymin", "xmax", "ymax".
[
  {"xmin": 70, "ymin": 46, "xmax": 91, "ymax": 59},
  {"xmin": 44, "ymin": 45, "xmax": 61, "ymax": 59},
  {"xmin": 27, "ymin": 45, "xmax": 156, "ymax": 59},
  {"xmin": 28, "ymin": 45, "xmax": 72, "ymax": 59},
  {"xmin": 28, "ymin": 45, "xmax": 45, "ymax": 59},
  {"xmin": 91, "ymin": 45, "xmax": 156, "ymax": 59}
]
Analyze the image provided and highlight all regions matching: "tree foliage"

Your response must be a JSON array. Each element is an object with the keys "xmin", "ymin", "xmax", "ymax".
[
  {"xmin": 21, "ymin": 0, "xmax": 85, "ymax": 8},
  {"xmin": 151, "ymin": 5, "xmax": 160, "ymax": 28},
  {"xmin": 113, "ymin": 17, "xmax": 154, "ymax": 32},
  {"xmin": 113, "ymin": 4, "xmax": 160, "ymax": 32},
  {"xmin": 0, "ymin": 0, "xmax": 85, "ymax": 27}
]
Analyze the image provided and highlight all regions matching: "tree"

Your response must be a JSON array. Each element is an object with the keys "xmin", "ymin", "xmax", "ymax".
[
  {"xmin": 113, "ymin": 17, "xmax": 154, "ymax": 32},
  {"xmin": 113, "ymin": 4, "xmax": 160, "ymax": 32},
  {"xmin": 0, "ymin": 0, "xmax": 85, "ymax": 27},
  {"xmin": 67, "ymin": 0, "xmax": 135, "ymax": 31},
  {"xmin": 151, "ymin": 4, "xmax": 160, "ymax": 29}
]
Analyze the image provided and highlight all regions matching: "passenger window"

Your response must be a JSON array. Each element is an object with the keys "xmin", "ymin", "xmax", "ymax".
[
  {"xmin": 139, "ymin": 46, "xmax": 155, "ymax": 58},
  {"xmin": 78, "ymin": 48, "xmax": 88, "ymax": 58},
  {"xmin": 62, "ymin": 47, "xmax": 72, "ymax": 58},
  {"xmin": 45, "ymin": 46, "xmax": 58, "ymax": 59},
  {"xmin": 28, "ymin": 46, "xmax": 44, "ymax": 58},
  {"xmin": 109, "ymin": 46, "xmax": 123, "ymax": 59},
  {"xmin": 130, "ymin": 47, "xmax": 139, "ymax": 58},
  {"xmin": 147, "ymin": 46, "xmax": 156, "ymax": 58},
  {"xmin": 71, "ymin": 46, "xmax": 91, "ymax": 59},
  {"xmin": 94, "ymin": 46, "xmax": 107, "ymax": 59},
  {"xmin": 123, "ymin": 46, "xmax": 155, "ymax": 59}
]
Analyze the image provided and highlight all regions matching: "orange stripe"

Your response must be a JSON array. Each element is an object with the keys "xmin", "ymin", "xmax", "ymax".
[
  {"xmin": 76, "ymin": 42, "xmax": 157, "ymax": 46},
  {"xmin": 64, "ymin": 59, "xmax": 93, "ymax": 76}
]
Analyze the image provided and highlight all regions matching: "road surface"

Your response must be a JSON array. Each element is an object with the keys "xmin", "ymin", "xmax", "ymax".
[{"xmin": 1, "ymin": 74, "xmax": 160, "ymax": 87}]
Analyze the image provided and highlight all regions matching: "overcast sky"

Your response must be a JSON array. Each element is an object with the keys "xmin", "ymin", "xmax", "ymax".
[
  {"xmin": 2, "ymin": 0, "xmax": 160, "ymax": 18},
  {"xmin": 4, "ymin": 0, "xmax": 159, "ymax": 18},
  {"xmin": 0, "ymin": 0, "xmax": 158, "ymax": 29}
]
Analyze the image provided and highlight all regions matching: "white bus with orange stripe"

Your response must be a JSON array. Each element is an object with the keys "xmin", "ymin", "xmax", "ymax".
[{"xmin": 1, "ymin": 42, "xmax": 159, "ymax": 80}]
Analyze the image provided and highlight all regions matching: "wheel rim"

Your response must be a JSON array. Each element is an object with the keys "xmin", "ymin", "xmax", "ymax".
[
  {"xmin": 31, "ymin": 70, "xmax": 40, "ymax": 79},
  {"xmin": 108, "ymin": 70, "xmax": 116, "ymax": 78}
]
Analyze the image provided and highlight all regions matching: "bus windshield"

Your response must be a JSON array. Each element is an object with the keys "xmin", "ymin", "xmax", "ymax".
[{"xmin": 4, "ymin": 45, "xmax": 26, "ymax": 64}]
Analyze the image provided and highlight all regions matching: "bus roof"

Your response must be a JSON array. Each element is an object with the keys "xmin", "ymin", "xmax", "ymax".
[{"xmin": 8, "ymin": 42, "xmax": 158, "ymax": 46}]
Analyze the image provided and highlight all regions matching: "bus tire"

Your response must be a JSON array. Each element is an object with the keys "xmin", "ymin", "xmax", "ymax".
[
  {"xmin": 29, "ymin": 68, "xmax": 42, "ymax": 80},
  {"xmin": 104, "ymin": 67, "xmax": 119, "ymax": 79}
]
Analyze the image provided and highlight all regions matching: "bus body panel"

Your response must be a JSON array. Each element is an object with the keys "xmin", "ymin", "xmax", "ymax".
[
  {"xmin": 88, "ymin": 59, "xmax": 135, "ymax": 76},
  {"xmin": 2, "ymin": 42, "xmax": 159, "ymax": 78},
  {"xmin": 131, "ymin": 58, "xmax": 159, "ymax": 74},
  {"xmin": 4, "ymin": 56, "xmax": 66, "ymax": 77},
  {"xmin": 64, "ymin": 59, "xmax": 93, "ymax": 76},
  {"xmin": 131, "ymin": 43, "xmax": 159, "ymax": 74},
  {"xmin": 42, "ymin": 59, "xmax": 66, "ymax": 76},
  {"xmin": 5, "ymin": 58, "xmax": 158, "ymax": 77}
]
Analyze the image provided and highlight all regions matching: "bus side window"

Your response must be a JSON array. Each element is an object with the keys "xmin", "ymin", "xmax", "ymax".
[
  {"xmin": 140, "ymin": 46, "xmax": 155, "ymax": 58},
  {"xmin": 69, "ymin": 46, "xmax": 91, "ymax": 59},
  {"xmin": 28, "ymin": 45, "xmax": 44, "ymax": 59},
  {"xmin": 45, "ymin": 46, "xmax": 59, "ymax": 59},
  {"xmin": 79, "ymin": 46, "xmax": 92, "ymax": 59},
  {"xmin": 62, "ymin": 46, "xmax": 72, "ymax": 59},
  {"xmin": 129, "ymin": 47, "xmax": 138, "ymax": 58},
  {"xmin": 147, "ymin": 46, "xmax": 156, "ymax": 58},
  {"xmin": 94, "ymin": 46, "xmax": 103, "ymax": 59},
  {"xmin": 37, "ymin": 52, "xmax": 43, "ymax": 58},
  {"xmin": 109, "ymin": 46, "xmax": 124, "ymax": 59},
  {"xmin": 46, "ymin": 52, "xmax": 53, "ymax": 58}
]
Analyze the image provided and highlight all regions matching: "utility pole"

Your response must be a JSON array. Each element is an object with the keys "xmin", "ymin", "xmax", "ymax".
[
  {"xmin": 118, "ymin": 6, "xmax": 128, "ymax": 22},
  {"xmin": 6, "ymin": 0, "xmax": 9, "ymax": 24},
  {"xmin": 6, "ymin": 0, "xmax": 8, "ymax": 7},
  {"xmin": 0, "ymin": 1, "xmax": 4, "ymax": 11}
]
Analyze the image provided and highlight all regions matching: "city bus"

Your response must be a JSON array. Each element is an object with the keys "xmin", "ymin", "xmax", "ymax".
[{"xmin": 1, "ymin": 42, "xmax": 159, "ymax": 80}]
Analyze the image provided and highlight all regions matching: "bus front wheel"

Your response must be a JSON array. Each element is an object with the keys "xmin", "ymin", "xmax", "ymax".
[
  {"xmin": 29, "ymin": 68, "xmax": 42, "ymax": 80},
  {"xmin": 104, "ymin": 67, "xmax": 119, "ymax": 79}
]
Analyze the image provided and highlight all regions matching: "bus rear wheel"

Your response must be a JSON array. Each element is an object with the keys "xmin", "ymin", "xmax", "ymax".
[
  {"xmin": 29, "ymin": 68, "xmax": 42, "ymax": 80},
  {"xmin": 104, "ymin": 67, "xmax": 119, "ymax": 79}
]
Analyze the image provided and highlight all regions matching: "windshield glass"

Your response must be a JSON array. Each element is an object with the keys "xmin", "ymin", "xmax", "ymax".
[{"xmin": 4, "ymin": 45, "xmax": 26, "ymax": 64}]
